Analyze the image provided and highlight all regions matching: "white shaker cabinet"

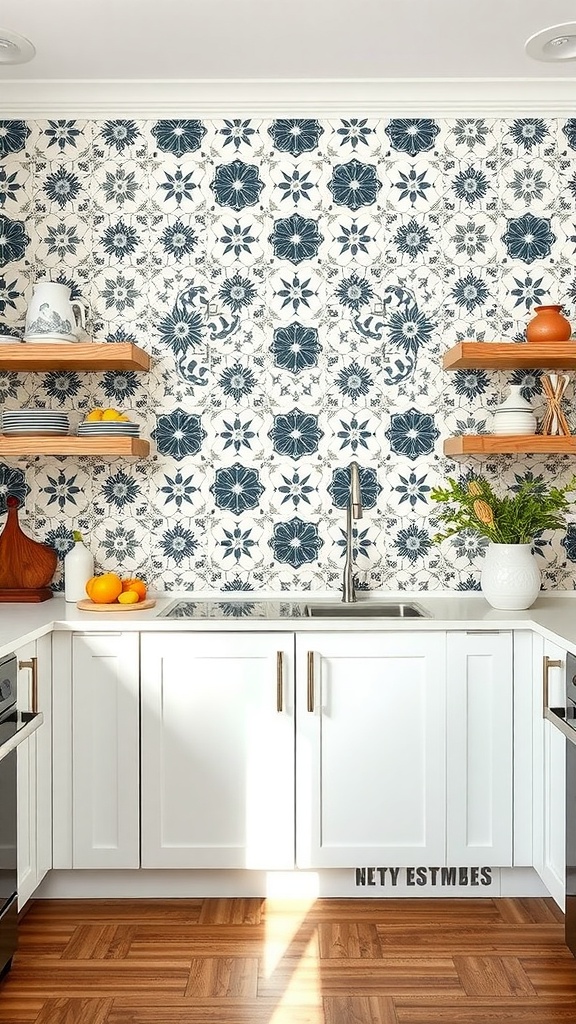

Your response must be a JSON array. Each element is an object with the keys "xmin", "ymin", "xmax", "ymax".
[
  {"xmin": 533, "ymin": 635, "xmax": 566, "ymax": 908},
  {"xmin": 16, "ymin": 634, "xmax": 52, "ymax": 908},
  {"xmin": 295, "ymin": 632, "xmax": 447, "ymax": 868},
  {"xmin": 140, "ymin": 633, "xmax": 295, "ymax": 869},
  {"xmin": 63, "ymin": 632, "xmax": 140, "ymax": 868},
  {"xmin": 446, "ymin": 631, "xmax": 514, "ymax": 866}
]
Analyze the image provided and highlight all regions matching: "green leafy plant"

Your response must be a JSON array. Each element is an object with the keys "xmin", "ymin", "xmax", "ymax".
[{"xmin": 430, "ymin": 475, "xmax": 576, "ymax": 545}]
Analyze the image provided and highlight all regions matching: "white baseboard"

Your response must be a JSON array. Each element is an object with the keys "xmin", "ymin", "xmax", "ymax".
[{"xmin": 35, "ymin": 866, "xmax": 551, "ymax": 900}]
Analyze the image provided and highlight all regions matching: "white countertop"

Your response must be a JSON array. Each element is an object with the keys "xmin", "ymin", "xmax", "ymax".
[{"xmin": 2, "ymin": 590, "xmax": 576, "ymax": 658}]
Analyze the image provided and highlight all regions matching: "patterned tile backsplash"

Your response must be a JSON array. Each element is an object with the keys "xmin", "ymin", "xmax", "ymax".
[{"xmin": 2, "ymin": 115, "xmax": 576, "ymax": 593}]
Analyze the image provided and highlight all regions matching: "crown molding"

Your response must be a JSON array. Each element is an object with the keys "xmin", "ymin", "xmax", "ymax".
[{"xmin": 1, "ymin": 76, "xmax": 576, "ymax": 117}]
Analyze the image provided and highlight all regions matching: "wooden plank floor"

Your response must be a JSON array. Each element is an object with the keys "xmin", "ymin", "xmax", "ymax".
[{"xmin": 1, "ymin": 897, "xmax": 575, "ymax": 1023}]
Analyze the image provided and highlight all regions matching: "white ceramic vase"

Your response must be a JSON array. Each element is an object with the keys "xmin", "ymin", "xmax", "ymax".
[
  {"xmin": 24, "ymin": 281, "xmax": 89, "ymax": 342},
  {"xmin": 492, "ymin": 385, "xmax": 537, "ymax": 436},
  {"xmin": 480, "ymin": 542, "xmax": 541, "ymax": 611}
]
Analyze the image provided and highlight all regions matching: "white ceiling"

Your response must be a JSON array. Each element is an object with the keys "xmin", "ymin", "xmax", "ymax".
[
  {"xmin": 2, "ymin": 0, "xmax": 576, "ymax": 114},
  {"xmin": 2, "ymin": 0, "xmax": 576, "ymax": 81}
]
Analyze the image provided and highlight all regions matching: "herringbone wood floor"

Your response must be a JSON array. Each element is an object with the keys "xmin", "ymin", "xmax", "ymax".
[{"xmin": 1, "ymin": 897, "xmax": 575, "ymax": 1023}]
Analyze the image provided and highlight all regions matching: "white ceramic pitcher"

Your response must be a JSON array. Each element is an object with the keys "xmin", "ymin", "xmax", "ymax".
[{"xmin": 24, "ymin": 281, "xmax": 89, "ymax": 342}]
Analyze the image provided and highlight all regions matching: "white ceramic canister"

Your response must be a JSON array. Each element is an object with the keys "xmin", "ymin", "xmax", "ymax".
[
  {"xmin": 492, "ymin": 385, "xmax": 537, "ymax": 436},
  {"xmin": 64, "ymin": 531, "xmax": 94, "ymax": 602}
]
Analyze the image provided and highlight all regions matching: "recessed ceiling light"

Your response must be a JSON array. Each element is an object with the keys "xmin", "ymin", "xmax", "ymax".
[
  {"xmin": 0, "ymin": 28, "xmax": 35, "ymax": 65},
  {"xmin": 526, "ymin": 23, "xmax": 576, "ymax": 62}
]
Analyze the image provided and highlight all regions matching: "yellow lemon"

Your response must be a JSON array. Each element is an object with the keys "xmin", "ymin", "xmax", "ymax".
[
  {"xmin": 101, "ymin": 408, "xmax": 122, "ymax": 421},
  {"xmin": 85, "ymin": 408, "xmax": 104, "ymax": 421},
  {"xmin": 117, "ymin": 589, "xmax": 140, "ymax": 604}
]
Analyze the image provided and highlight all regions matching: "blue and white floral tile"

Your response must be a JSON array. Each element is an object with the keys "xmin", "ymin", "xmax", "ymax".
[
  {"xmin": 324, "ymin": 210, "xmax": 385, "ymax": 268},
  {"xmin": 501, "ymin": 156, "xmax": 560, "ymax": 215},
  {"xmin": 91, "ymin": 514, "xmax": 150, "ymax": 574},
  {"xmin": 32, "ymin": 211, "xmax": 91, "ymax": 276},
  {"xmin": 208, "ymin": 407, "xmax": 265, "ymax": 462},
  {"xmin": 208, "ymin": 515, "xmax": 266, "ymax": 573},
  {"xmin": 32, "ymin": 458, "xmax": 92, "ymax": 522},
  {"xmin": 207, "ymin": 119, "xmax": 264, "ymax": 159},
  {"xmin": 498, "ymin": 265, "xmax": 559, "ymax": 322},
  {"xmin": 500, "ymin": 118, "xmax": 551, "ymax": 159},
  {"xmin": 92, "ymin": 459, "xmax": 150, "ymax": 520},
  {"xmin": 325, "ymin": 118, "xmax": 382, "ymax": 160},
  {"xmin": 444, "ymin": 119, "xmax": 501, "ymax": 159},
  {"xmin": 207, "ymin": 212, "xmax": 266, "ymax": 267},
  {"xmin": 267, "ymin": 462, "xmax": 323, "ymax": 515},
  {"xmin": 90, "ymin": 157, "xmax": 152, "ymax": 216},
  {"xmin": 91, "ymin": 264, "xmax": 150, "ymax": 324},
  {"xmin": 91, "ymin": 210, "xmax": 151, "ymax": 272},
  {"xmin": 25, "ymin": 120, "xmax": 94, "ymax": 161},
  {"xmin": 382, "ymin": 158, "xmax": 443, "ymax": 215},
  {"xmin": 0, "ymin": 268, "xmax": 30, "ymax": 332},
  {"xmin": 149, "ymin": 512, "xmax": 207, "ymax": 574},
  {"xmin": 443, "ymin": 211, "xmax": 499, "ymax": 268},
  {"xmin": 268, "ymin": 157, "xmax": 324, "ymax": 213},
  {"xmin": 149, "ymin": 157, "xmax": 208, "ymax": 216},
  {"xmin": 93, "ymin": 120, "xmax": 150, "ymax": 162},
  {"xmin": 386, "ymin": 463, "xmax": 438, "ymax": 518},
  {"xmin": 149, "ymin": 461, "xmax": 205, "ymax": 518}
]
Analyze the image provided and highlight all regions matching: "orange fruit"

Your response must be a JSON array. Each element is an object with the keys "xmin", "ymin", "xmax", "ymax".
[
  {"xmin": 121, "ymin": 577, "xmax": 147, "ymax": 601},
  {"xmin": 87, "ymin": 572, "xmax": 123, "ymax": 604},
  {"xmin": 118, "ymin": 589, "xmax": 139, "ymax": 604}
]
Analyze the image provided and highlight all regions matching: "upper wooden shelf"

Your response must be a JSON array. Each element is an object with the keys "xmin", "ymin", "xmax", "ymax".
[
  {"xmin": 443, "ymin": 342, "xmax": 576, "ymax": 370},
  {"xmin": 0, "ymin": 437, "xmax": 150, "ymax": 457},
  {"xmin": 0, "ymin": 342, "xmax": 150, "ymax": 371},
  {"xmin": 444, "ymin": 435, "xmax": 576, "ymax": 456}
]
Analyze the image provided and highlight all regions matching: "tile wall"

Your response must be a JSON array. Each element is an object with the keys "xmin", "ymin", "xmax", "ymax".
[{"xmin": 1, "ymin": 115, "xmax": 576, "ymax": 592}]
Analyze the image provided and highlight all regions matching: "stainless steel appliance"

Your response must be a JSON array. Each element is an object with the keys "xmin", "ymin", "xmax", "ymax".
[
  {"xmin": 545, "ymin": 651, "xmax": 576, "ymax": 956},
  {"xmin": 0, "ymin": 654, "xmax": 42, "ymax": 981}
]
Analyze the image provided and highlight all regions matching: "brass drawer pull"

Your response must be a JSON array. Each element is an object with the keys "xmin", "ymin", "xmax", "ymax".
[
  {"xmin": 307, "ymin": 651, "xmax": 314, "ymax": 713},
  {"xmin": 277, "ymin": 651, "xmax": 283, "ymax": 713},
  {"xmin": 19, "ymin": 657, "xmax": 38, "ymax": 713},
  {"xmin": 543, "ymin": 655, "xmax": 562, "ymax": 716}
]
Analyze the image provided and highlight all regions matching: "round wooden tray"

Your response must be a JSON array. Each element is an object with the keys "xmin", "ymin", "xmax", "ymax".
[{"xmin": 76, "ymin": 598, "xmax": 156, "ymax": 612}]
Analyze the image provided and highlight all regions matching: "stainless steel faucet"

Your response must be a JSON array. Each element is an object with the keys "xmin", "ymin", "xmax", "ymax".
[{"xmin": 342, "ymin": 461, "xmax": 363, "ymax": 603}]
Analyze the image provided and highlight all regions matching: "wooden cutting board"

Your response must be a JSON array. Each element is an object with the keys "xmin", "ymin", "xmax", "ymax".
[{"xmin": 76, "ymin": 598, "xmax": 156, "ymax": 612}]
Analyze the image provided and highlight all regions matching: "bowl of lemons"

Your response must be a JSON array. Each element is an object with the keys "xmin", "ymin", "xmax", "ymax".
[{"xmin": 77, "ymin": 408, "xmax": 140, "ymax": 436}]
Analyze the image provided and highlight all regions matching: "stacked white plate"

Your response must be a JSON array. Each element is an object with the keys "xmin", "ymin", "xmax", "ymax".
[
  {"xmin": 2, "ymin": 410, "xmax": 69, "ymax": 436},
  {"xmin": 77, "ymin": 420, "xmax": 140, "ymax": 437}
]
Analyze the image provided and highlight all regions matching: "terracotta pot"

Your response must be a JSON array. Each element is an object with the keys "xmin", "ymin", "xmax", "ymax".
[{"xmin": 525, "ymin": 304, "xmax": 572, "ymax": 343}]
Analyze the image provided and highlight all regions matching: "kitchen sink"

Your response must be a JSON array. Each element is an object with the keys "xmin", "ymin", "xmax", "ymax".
[{"xmin": 305, "ymin": 602, "xmax": 429, "ymax": 618}]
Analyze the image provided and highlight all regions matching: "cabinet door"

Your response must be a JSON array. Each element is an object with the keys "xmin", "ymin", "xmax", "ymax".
[
  {"xmin": 17, "ymin": 637, "xmax": 52, "ymax": 907},
  {"xmin": 72, "ymin": 633, "xmax": 139, "ymax": 868},
  {"xmin": 446, "ymin": 631, "xmax": 513, "ymax": 866},
  {"xmin": 534, "ymin": 637, "xmax": 566, "ymax": 908},
  {"xmin": 295, "ymin": 632, "xmax": 446, "ymax": 868},
  {"xmin": 16, "ymin": 641, "xmax": 38, "ymax": 908},
  {"xmin": 141, "ymin": 633, "xmax": 295, "ymax": 869}
]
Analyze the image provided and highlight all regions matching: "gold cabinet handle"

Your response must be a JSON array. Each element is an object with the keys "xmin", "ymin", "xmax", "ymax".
[
  {"xmin": 307, "ymin": 651, "xmax": 314, "ymax": 713},
  {"xmin": 277, "ymin": 651, "xmax": 283, "ymax": 712},
  {"xmin": 18, "ymin": 656, "xmax": 38, "ymax": 713},
  {"xmin": 543, "ymin": 655, "xmax": 563, "ymax": 716}
]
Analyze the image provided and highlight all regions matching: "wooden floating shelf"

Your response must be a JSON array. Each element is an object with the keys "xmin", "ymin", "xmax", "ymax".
[
  {"xmin": 444, "ymin": 435, "xmax": 576, "ymax": 456},
  {"xmin": 0, "ymin": 342, "xmax": 150, "ymax": 371},
  {"xmin": 0, "ymin": 437, "xmax": 150, "ymax": 457},
  {"xmin": 443, "ymin": 342, "xmax": 576, "ymax": 370}
]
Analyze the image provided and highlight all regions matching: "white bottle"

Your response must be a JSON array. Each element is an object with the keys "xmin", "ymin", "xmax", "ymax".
[{"xmin": 64, "ymin": 530, "xmax": 94, "ymax": 602}]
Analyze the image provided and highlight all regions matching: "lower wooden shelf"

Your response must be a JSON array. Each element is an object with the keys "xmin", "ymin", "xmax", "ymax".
[
  {"xmin": 0, "ymin": 437, "xmax": 150, "ymax": 457},
  {"xmin": 444, "ymin": 434, "xmax": 576, "ymax": 455}
]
